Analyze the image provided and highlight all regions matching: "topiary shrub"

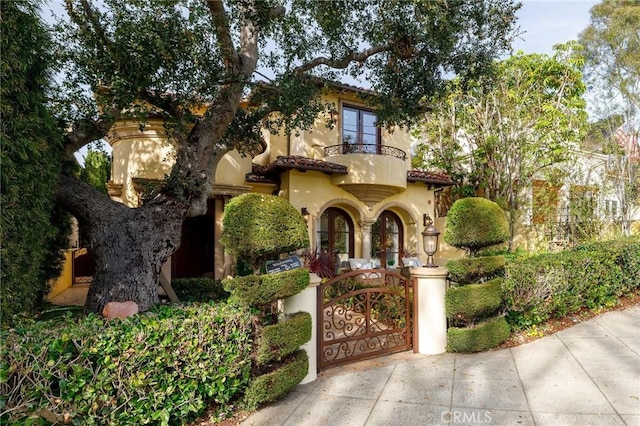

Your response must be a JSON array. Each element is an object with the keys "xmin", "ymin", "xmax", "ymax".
[
  {"xmin": 446, "ymin": 256, "xmax": 506, "ymax": 285},
  {"xmin": 242, "ymin": 350, "xmax": 309, "ymax": 410},
  {"xmin": 447, "ymin": 316, "xmax": 511, "ymax": 353},
  {"xmin": 223, "ymin": 269, "xmax": 310, "ymax": 306},
  {"xmin": 444, "ymin": 197, "xmax": 509, "ymax": 255},
  {"xmin": 256, "ymin": 312, "xmax": 312, "ymax": 366},
  {"xmin": 220, "ymin": 194, "xmax": 312, "ymax": 411},
  {"xmin": 443, "ymin": 197, "xmax": 510, "ymax": 351},
  {"xmin": 446, "ymin": 278, "xmax": 504, "ymax": 323},
  {"xmin": 220, "ymin": 193, "xmax": 309, "ymax": 271}
]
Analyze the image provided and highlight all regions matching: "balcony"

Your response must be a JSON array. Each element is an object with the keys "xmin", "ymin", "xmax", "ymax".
[{"xmin": 323, "ymin": 144, "xmax": 409, "ymax": 207}]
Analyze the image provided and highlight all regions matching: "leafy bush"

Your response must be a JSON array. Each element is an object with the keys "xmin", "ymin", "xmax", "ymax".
[
  {"xmin": 223, "ymin": 269, "xmax": 310, "ymax": 306},
  {"xmin": 220, "ymin": 194, "xmax": 309, "ymax": 270},
  {"xmin": 446, "ymin": 256, "xmax": 506, "ymax": 285},
  {"xmin": 444, "ymin": 197, "xmax": 509, "ymax": 254},
  {"xmin": 447, "ymin": 316, "xmax": 511, "ymax": 353},
  {"xmin": 256, "ymin": 312, "xmax": 312, "ymax": 366},
  {"xmin": 503, "ymin": 238, "xmax": 640, "ymax": 330},
  {"xmin": 1, "ymin": 302, "xmax": 253, "ymax": 425},
  {"xmin": 446, "ymin": 278, "xmax": 503, "ymax": 323},
  {"xmin": 172, "ymin": 277, "xmax": 229, "ymax": 302},
  {"xmin": 242, "ymin": 350, "xmax": 309, "ymax": 410}
]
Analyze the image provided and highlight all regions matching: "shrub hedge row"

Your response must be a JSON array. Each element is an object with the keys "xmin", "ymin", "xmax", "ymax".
[
  {"xmin": 446, "ymin": 316, "xmax": 511, "ymax": 353},
  {"xmin": 223, "ymin": 269, "xmax": 310, "ymax": 306},
  {"xmin": 446, "ymin": 256, "xmax": 506, "ymax": 285},
  {"xmin": 503, "ymin": 238, "xmax": 640, "ymax": 330},
  {"xmin": 0, "ymin": 303, "xmax": 253, "ymax": 425},
  {"xmin": 446, "ymin": 278, "xmax": 504, "ymax": 323}
]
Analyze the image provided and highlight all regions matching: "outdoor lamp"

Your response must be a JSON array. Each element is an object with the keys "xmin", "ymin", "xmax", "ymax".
[
  {"xmin": 301, "ymin": 207, "xmax": 311, "ymax": 224},
  {"xmin": 421, "ymin": 214, "xmax": 440, "ymax": 267},
  {"xmin": 329, "ymin": 108, "xmax": 339, "ymax": 123}
]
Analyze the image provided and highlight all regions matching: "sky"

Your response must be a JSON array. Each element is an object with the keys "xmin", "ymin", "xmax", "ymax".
[
  {"xmin": 513, "ymin": 0, "xmax": 598, "ymax": 55},
  {"xmin": 41, "ymin": 0, "xmax": 599, "ymax": 161}
]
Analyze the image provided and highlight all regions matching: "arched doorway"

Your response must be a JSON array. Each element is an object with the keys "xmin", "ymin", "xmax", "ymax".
[
  {"xmin": 318, "ymin": 207, "xmax": 355, "ymax": 274},
  {"xmin": 372, "ymin": 211, "xmax": 403, "ymax": 268}
]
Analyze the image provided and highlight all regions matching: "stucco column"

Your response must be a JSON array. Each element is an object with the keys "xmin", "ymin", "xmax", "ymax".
[
  {"xmin": 412, "ymin": 266, "xmax": 448, "ymax": 355},
  {"xmin": 282, "ymin": 272, "xmax": 321, "ymax": 384},
  {"xmin": 360, "ymin": 221, "xmax": 374, "ymax": 259}
]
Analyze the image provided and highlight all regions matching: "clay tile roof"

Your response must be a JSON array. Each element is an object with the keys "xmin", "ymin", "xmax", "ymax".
[
  {"xmin": 246, "ymin": 155, "xmax": 348, "ymax": 183},
  {"xmin": 407, "ymin": 170, "xmax": 456, "ymax": 187}
]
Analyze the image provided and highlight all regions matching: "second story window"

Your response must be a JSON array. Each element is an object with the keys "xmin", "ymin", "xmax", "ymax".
[{"xmin": 342, "ymin": 105, "xmax": 379, "ymax": 151}]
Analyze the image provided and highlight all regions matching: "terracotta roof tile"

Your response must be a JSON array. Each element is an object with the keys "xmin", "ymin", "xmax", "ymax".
[{"xmin": 407, "ymin": 170, "xmax": 455, "ymax": 186}]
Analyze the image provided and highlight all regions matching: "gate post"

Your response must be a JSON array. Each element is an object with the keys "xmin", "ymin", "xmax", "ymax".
[
  {"xmin": 282, "ymin": 272, "xmax": 321, "ymax": 384},
  {"xmin": 411, "ymin": 267, "xmax": 448, "ymax": 355}
]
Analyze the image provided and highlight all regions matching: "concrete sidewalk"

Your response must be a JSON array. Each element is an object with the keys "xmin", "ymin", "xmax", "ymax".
[{"xmin": 242, "ymin": 305, "xmax": 640, "ymax": 426}]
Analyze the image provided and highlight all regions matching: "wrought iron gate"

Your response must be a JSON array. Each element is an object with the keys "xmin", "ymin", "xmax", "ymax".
[{"xmin": 317, "ymin": 269, "xmax": 413, "ymax": 370}]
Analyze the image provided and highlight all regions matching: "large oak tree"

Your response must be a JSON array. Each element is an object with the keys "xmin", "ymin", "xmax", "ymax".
[{"xmin": 51, "ymin": 0, "xmax": 520, "ymax": 313}]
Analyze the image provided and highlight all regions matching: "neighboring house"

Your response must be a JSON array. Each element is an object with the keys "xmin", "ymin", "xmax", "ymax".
[{"xmin": 105, "ymin": 82, "xmax": 455, "ymax": 280}]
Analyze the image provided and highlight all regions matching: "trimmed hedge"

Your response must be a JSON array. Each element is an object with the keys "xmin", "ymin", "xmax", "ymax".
[
  {"xmin": 0, "ymin": 303, "xmax": 253, "ymax": 425},
  {"xmin": 447, "ymin": 316, "xmax": 511, "ymax": 353},
  {"xmin": 446, "ymin": 278, "xmax": 503, "ymax": 322},
  {"xmin": 256, "ymin": 312, "xmax": 312, "ymax": 366},
  {"xmin": 172, "ymin": 277, "xmax": 229, "ymax": 302},
  {"xmin": 220, "ymin": 193, "xmax": 309, "ymax": 269},
  {"xmin": 223, "ymin": 269, "xmax": 310, "ymax": 306},
  {"xmin": 446, "ymin": 256, "xmax": 506, "ymax": 285},
  {"xmin": 503, "ymin": 238, "xmax": 640, "ymax": 330},
  {"xmin": 243, "ymin": 350, "xmax": 309, "ymax": 410},
  {"xmin": 444, "ymin": 198, "xmax": 509, "ymax": 253}
]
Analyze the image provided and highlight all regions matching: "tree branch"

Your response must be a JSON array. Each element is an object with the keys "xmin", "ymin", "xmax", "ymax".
[
  {"xmin": 56, "ymin": 174, "xmax": 126, "ymax": 224},
  {"xmin": 294, "ymin": 44, "xmax": 392, "ymax": 74},
  {"xmin": 64, "ymin": 108, "xmax": 120, "ymax": 158},
  {"xmin": 206, "ymin": 0, "xmax": 239, "ymax": 70}
]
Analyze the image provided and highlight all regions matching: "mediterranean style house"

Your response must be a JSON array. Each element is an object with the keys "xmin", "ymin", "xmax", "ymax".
[{"xmin": 104, "ymin": 82, "xmax": 454, "ymax": 281}]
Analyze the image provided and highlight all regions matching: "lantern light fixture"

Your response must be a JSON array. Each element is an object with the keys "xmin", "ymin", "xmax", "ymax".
[{"xmin": 421, "ymin": 213, "xmax": 440, "ymax": 268}]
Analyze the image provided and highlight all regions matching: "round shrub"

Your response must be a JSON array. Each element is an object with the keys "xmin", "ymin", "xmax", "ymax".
[
  {"xmin": 446, "ymin": 256, "xmax": 506, "ymax": 285},
  {"xmin": 220, "ymin": 193, "xmax": 309, "ymax": 270},
  {"xmin": 444, "ymin": 197, "xmax": 509, "ymax": 254}
]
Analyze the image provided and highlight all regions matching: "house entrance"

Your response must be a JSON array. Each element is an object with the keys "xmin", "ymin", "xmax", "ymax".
[{"xmin": 317, "ymin": 269, "xmax": 413, "ymax": 370}]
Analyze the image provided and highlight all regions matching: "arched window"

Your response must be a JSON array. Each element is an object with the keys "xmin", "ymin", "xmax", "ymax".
[
  {"xmin": 318, "ymin": 207, "xmax": 354, "ymax": 273},
  {"xmin": 372, "ymin": 211, "xmax": 403, "ymax": 268}
]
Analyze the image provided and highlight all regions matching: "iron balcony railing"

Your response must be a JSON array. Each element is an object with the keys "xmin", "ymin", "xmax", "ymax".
[{"xmin": 324, "ymin": 144, "xmax": 407, "ymax": 161}]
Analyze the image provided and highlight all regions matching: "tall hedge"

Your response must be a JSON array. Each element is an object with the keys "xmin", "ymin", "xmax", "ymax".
[
  {"xmin": 1, "ymin": 2, "xmax": 68, "ymax": 324},
  {"xmin": 444, "ymin": 197, "xmax": 509, "ymax": 254}
]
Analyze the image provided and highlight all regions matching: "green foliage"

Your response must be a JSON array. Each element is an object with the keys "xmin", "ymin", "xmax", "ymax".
[
  {"xmin": 0, "ymin": 1, "xmax": 70, "ymax": 325},
  {"xmin": 1, "ymin": 302, "xmax": 253, "ymax": 425},
  {"xmin": 579, "ymin": 0, "xmax": 640, "ymax": 111},
  {"xmin": 256, "ymin": 312, "xmax": 312, "ymax": 367},
  {"xmin": 221, "ymin": 194, "xmax": 309, "ymax": 270},
  {"xmin": 171, "ymin": 278, "xmax": 229, "ymax": 302},
  {"xmin": 446, "ymin": 256, "xmax": 506, "ymax": 285},
  {"xmin": 444, "ymin": 198, "xmax": 509, "ymax": 253},
  {"xmin": 446, "ymin": 316, "xmax": 510, "ymax": 353},
  {"xmin": 503, "ymin": 238, "xmax": 640, "ymax": 330},
  {"xmin": 446, "ymin": 278, "xmax": 504, "ymax": 324},
  {"xmin": 223, "ymin": 269, "xmax": 310, "ymax": 307},
  {"xmin": 79, "ymin": 149, "xmax": 111, "ymax": 194},
  {"xmin": 242, "ymin": 350, "xmax": 309, "ymax": 411},
  {"xmin": 415, "ymin": 46, "xmax": 589, "ymax": 247}
]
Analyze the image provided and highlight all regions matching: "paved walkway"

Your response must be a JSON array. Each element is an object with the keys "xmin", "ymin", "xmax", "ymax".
[{"xmin": 243, "ymin": 305, "xmax": 640, "ymax": 426}]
